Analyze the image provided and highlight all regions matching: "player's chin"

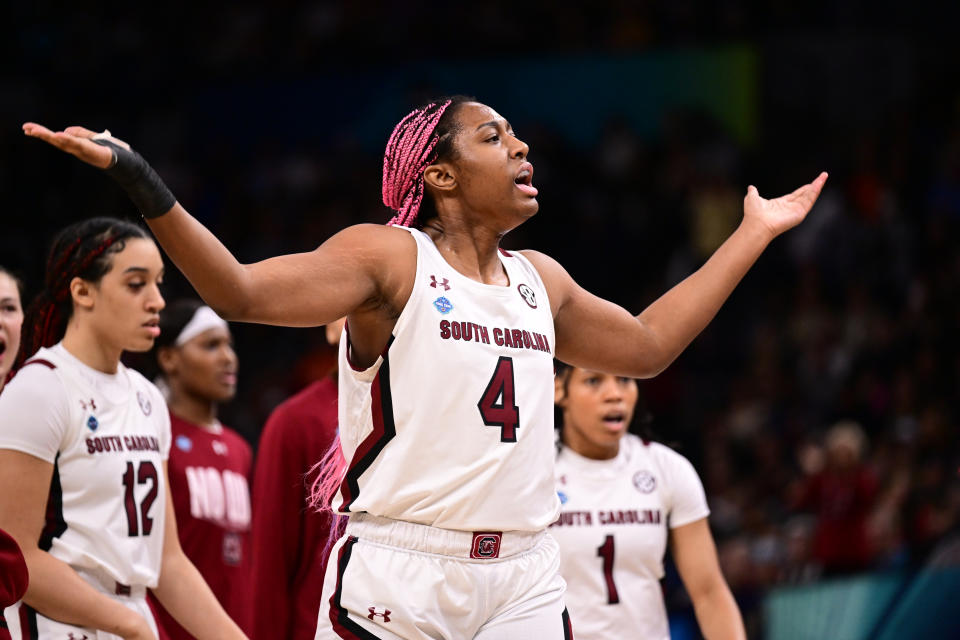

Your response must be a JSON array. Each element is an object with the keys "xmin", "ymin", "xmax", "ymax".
[{"xmin": 126, "ymin": 334, "xmax": 159, "ymax": 352}]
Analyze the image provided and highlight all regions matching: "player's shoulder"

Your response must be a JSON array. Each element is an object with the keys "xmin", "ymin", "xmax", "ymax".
[
  {"xmin": 219, "ymin": 423, "xmax": 252, "ymax": 453},
  {"xmin": 627, "ymin": 436, "xmax": 693, "ymax": 468},
  {"xmin": 327, "ymin": 223, "xmax": 416, "ymax": 256},
  {"xmin": 4, "ymin": 347, "xmax": 68, "ymax": 397}
]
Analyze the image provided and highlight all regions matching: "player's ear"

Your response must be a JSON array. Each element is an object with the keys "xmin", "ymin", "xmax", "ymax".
[
  {"xmin": 69, "ymin": 277, "xmax": 95, "ymax": 311},
  {"xmin": 423, "ymin": 162, "xmax": 457, "ymax": 193},
  {"xmin": 554, "ymin": 374, "xmax": 566, "ymax": 406},
  {"xmin": 157, "ymin": 346, "xmax": 178, "ymax": 376}
]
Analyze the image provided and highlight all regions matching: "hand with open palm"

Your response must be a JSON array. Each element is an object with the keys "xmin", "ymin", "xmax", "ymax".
[{"xmin": 743, "ymin": 172, "xmax": 829, "ymax": 239}]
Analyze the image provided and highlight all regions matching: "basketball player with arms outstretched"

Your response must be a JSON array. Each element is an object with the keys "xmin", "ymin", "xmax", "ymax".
[
  {"xmin": 23, "ymin": 97, "xmax": 825, "ymax": 639},
  {"xmin": 0, "ymin": 218, "xmax": 247, "ymax": 639}
]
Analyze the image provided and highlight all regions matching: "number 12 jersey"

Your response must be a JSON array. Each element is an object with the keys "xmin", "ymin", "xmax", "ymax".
[
  {"xmin": 0, "ymin": 343, "xmax": 170, "ymax": 588},
  {"xmin": 334, "ymin": 227, "xmax": 559, "ymax": 532}
]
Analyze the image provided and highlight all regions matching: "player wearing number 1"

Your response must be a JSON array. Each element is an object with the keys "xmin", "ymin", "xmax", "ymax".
[
  {"xmin": 552, "ymin": 365, "xmax": 745, "ymax": 639},
  {"xmin": 0, "ymin": 218, "xmax": 247, "ymax": 640},
  {"xmin": 23, "ymin": 96, "xmax": 825, "ymax": 639}
]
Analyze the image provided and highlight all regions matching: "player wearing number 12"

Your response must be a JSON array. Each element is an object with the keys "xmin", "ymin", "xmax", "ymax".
[
  {"xmin": 0, "ymin": 218, "xmax": 247, "ymax": 640},
  {"xmin": 23, "ymin": 96, "xmax": 826, "ymax": 639}
]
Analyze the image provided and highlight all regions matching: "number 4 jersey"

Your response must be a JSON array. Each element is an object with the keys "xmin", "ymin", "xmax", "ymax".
[
  {"xmin": 0, "ymin": 343, "xmax": 170, "ymax": 588},
  {"xmin": 334, "ymin": 227, "xmax": 559, "ymax": 532},
  {"xmin": 551, "ymin": 434, "xmax": 710, "ymax": 640}
]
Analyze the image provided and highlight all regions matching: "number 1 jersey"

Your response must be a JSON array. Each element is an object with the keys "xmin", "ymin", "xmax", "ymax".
[
  {"xmin": 0, "ymin": 343, "xmax": 170, "ymax": 588},
  {"xmin": 334, "ymin": 227, "xmax": 559, "ymax": 532},
  {"xmin": 551, "ymin": 435, "xmax": 710, "ymax": 640}
]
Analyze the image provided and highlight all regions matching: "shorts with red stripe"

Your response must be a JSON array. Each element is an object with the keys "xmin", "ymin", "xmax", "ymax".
[
  {"xmin": 2, "ymin": 568, "xmax": 157, "ymax": 640},
  {"xmin": 314, "ymin": 513, "xmax": 574, "ymax": 639}
]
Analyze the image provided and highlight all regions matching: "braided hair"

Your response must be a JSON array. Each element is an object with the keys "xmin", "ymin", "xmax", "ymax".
[
  {"xmin": 12, "ymin": 217, "xmax": 149, "ymax": 376},
  {"xmin": 382, "ymin": 95, "xmax": 474, "ymax": 228}
]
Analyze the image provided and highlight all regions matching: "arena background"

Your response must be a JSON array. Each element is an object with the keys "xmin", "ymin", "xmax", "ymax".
[{"xmin": 3, "ymin": 2, "xmax": 958, "ymax": 638}]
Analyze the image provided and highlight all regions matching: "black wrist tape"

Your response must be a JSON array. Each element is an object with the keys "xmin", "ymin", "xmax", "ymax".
[{"xmin": 92, "ymin": 139, "xmax": 176, "ymax": 219}]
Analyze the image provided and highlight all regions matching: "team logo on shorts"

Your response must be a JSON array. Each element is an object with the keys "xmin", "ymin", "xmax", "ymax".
[
  {"xmin": 367, "ymin": 607, "xmax": 392, "ymax": 623},
  {"xmin": 86, "ymin": 415, "xmax": 99, "ymax": 431},
  {"xmin": 136, "ymin": 391, "xmax": 152, "ymax": 416},
  {"xmin": 176, "ymin": 435, "xmax": 193, "ymax": 452},
  {"xmin": 433, "ymin": 296, "xmax": 453, "ymax": 314},
  {"xmin": 517, "ymin": 283, "xmax": 537, "ymax": 308},
  {"xmin": 470, "ymin": 531, "xmax": 503, "ymax": 559},
  {"xmin": 633, "ymin": 470, "xmax": 657, "ymax": 493}
]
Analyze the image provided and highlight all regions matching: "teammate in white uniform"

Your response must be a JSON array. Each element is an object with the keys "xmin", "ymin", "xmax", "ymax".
[
  {"xmin": 552, "ymin": 365, "xmax": 745, "ymax": 640},
  {"xmin": 0, "ymin": 218, "xmax": 247, "ymax": 640},
  {"xmin": 0, "ymin": 266, "xmax": 25, "ymax": 393},
  {"xmin": 24, "ymin": 100, "xmax": 825, "ymax": 639}
]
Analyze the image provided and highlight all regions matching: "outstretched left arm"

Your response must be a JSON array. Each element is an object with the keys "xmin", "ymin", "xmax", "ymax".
[
  {"xmin": 526, "ymin": 173, "xmax": 827, "ymax": 377},
  {"xmin": 670, "ymin": 519, "xmax": 746, "ymax": 640}
]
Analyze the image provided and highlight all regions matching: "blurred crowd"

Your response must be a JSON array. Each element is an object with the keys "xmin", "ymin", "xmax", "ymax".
[{"xmin": 3, "ymin": 3, "xmax": 958, "ymax": 638}]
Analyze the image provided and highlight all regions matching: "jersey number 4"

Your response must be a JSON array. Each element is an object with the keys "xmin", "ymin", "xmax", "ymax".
[
  {"xmin": 122, "ymin": 461, "xmax": 159, "ymax": 537},
  {"xmin": 477, "ymin": 356, "xmax": 520, "ymax": 442}
]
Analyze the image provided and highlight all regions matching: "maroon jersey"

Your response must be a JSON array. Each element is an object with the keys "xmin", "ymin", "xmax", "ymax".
[
  {"xmin": 249, "ymin": 377, "xmax": 338, "ymax": 640},
  {"xmin": 1, "ymin": 526, "xmax": 28, "ymax": 640},
  {"xmin": 149, "ymin": 413, "xmax": 252, "ymax": 639}
]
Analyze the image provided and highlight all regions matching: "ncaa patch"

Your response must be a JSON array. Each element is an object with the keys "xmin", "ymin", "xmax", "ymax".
[
  {"xmin": 433, "ymin": 296, "xmax": 453, "ymax": 314},
  {"xmin": 633, "ymin": 470, "xmax": 657, "ymax": 493},
  {"xmin": 176, "ymin": 434, "xmax": 193, "ymax": 452},
  {"xmin": 86, "ymin": 415, "xmax": 99, "ymax": 431},
  {"xmin": 557, "ymin": 490, "xmax": 569, "ymax": 505}
]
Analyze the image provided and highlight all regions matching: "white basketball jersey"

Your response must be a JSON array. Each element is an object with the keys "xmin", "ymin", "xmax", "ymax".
[
  {"xmin": 0, "ymin": 343, "xmax": 170, "ymax": 587},
  {"xmin": 335, "ymin": 227, "xmax": 559, "ymax": 532},
  {"xmin": 551, "ymin": 435, "xmax": 710, "ymax": 640}
]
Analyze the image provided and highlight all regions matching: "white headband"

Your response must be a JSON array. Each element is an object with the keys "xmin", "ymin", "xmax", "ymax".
[{"xmin": 174, "ymin": 306, "xmax": 229, "ymax": 346}]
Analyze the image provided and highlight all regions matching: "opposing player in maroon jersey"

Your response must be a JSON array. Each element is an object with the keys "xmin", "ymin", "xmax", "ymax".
[
  {"xmin": 248, "ymin": 319, "xmax": 342, "ymax": 640},
  {"xmin": 147, "ymin": 300, "xmax": 252, "ymax": 639}
]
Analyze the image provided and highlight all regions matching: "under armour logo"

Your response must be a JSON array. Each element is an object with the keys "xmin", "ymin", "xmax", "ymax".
[
  {"xmin": 212, "ymin": 441, "xmax": 228, "ymax": 456},
  {"xmin": 79, "ymin": 398, "xmax": 97, "ymax": 411},
  {"xmin": 68, "ymin": 634, "xmax": 89, "ymax": 640},
  {"xmin": 367, "ymin": 607, "xmax": 392, "ymax": 623},
  {"xmin": 430, "ymin": 275, "xmax": 450, "ymax": 291}
]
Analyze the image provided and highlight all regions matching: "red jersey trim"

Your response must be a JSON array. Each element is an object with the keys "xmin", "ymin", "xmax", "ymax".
[
  {"xmin": 22, "ymin": 359, "xmax": 56, "ymax": 370},
  {"xmin": 329, "ymin": 536, "xmax": 383, "ymax": 639},
  {"xmin": 337, "ymin": 336, "xmax": 396, "ymax": 512}
]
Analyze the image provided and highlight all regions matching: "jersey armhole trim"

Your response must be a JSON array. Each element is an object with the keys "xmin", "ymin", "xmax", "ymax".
[{"xmin": 23, "ymin": 358, "xmax": 57, "ymax": 370}]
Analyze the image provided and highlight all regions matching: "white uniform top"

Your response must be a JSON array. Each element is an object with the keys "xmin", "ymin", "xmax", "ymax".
[
  {"xmin": 0, "ymin": 343, "xmax": 170, "ymax": 587},
  {"xmin": 551, "ymin": 434, "xmax": 710, "ymax": 640},
  {"xmin": 335, "ymin": 227, "xmax": 559, "ymax": 532}
]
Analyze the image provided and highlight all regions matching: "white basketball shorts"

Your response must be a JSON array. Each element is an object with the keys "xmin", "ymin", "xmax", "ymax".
[
  {"xmin": 313, "ymin": 514, "xmax": 574, "ymax": 639},
  {"xmin": 2, "ymin": 568, "xmax": 158, "ymax": 640}
]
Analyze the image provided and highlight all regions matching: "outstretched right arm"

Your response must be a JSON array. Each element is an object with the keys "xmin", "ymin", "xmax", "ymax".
[{"xmin": 22, "ymin": 123, "xmax": 398, "ymax": 327}]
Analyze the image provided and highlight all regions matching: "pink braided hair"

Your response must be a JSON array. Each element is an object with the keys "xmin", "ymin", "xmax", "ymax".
[{"xmin": 382, "ymin": 100, "xmax": 453, "ymax": 227}]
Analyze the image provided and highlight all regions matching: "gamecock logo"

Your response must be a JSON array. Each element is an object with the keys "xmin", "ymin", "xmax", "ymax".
[{"xmin": 470, "ymin": 531, "xmax": 503, "ymax": 559}]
